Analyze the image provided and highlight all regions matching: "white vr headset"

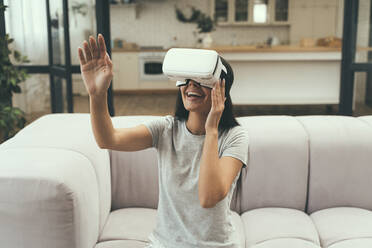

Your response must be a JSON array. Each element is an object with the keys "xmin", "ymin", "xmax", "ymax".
[{"xmin": 162, "ymin": 48, "xmax": 227, "ymax": 89}]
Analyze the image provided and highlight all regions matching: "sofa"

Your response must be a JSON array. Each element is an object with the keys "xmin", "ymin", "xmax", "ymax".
[{"xmin": 1, "ymin": 113, "xmax": 372, "ymax": 248}]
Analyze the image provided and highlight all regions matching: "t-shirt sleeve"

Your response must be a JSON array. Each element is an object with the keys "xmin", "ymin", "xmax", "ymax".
[
  {"xmin": 142, "ymin": 115, "xmax": 173, "ymax": 149},
  {"xmin": 221, "ymin": 127, "xmax": 249, "ymax": 169}
]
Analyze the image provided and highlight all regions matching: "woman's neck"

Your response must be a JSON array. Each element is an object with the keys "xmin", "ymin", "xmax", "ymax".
[{"xmin": 186, "ymin": 112, "xmax": 207, "ymax": 135}]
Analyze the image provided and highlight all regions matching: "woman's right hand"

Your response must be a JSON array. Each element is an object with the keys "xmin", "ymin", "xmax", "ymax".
[{"xmin": 78, "ymin": 34, "xmax": 113, "ymax": 97}]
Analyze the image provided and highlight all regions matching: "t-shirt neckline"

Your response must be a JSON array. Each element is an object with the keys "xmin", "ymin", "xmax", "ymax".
[{"xmin": 183, "ymin": 121, "xmax": 206, "ymax": 138}]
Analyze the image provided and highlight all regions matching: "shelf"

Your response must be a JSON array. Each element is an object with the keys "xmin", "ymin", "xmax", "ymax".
[
  {"xmin": 216, "ymin": 22, "xmax": 291, "ymax": 27},
  {"xmin": 110, "ymin": 2, "xmax": 140, "ymax": 18}
]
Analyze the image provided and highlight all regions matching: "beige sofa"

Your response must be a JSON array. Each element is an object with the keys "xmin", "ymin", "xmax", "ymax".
[{"xmin": 1, "ymin": 113, "xmax": 372, "ymax": 248}]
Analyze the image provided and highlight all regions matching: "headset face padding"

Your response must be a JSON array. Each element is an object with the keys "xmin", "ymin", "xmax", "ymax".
[
  {"xmin": 176, "ymin": 79, "xmax": 212, "ymax": 89},
  {"xmin": 163, "ymin": 48, "xmax": 227, "ymax": 89}
]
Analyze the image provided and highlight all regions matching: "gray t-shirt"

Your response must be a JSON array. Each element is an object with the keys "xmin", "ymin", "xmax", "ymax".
[{"xmin": 142, "ymin": 115, "xmax": 249, "ymax": 248}]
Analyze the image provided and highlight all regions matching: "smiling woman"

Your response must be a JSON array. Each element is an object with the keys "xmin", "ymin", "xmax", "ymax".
[{"xmin": 138, "ymin": 52, "xmax": 249, "ymax": 247}]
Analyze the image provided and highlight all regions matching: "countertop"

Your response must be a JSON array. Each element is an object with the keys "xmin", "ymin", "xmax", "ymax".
[{"xmin": 112, "ymin": 45, "xmax": 344, "ymax": 53}]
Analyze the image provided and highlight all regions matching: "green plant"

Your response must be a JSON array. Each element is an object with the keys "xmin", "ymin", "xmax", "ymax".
[
  {"xmin": 0, "ymin": 5, "xmax": 29, "ymax": 143},
  {"xmin": 175, "ymin": 6, "xmax": 216, "ymax": 33},
  {"xmin": 196, "ymin": 12, "xmax": 216, "ymax": 33}
]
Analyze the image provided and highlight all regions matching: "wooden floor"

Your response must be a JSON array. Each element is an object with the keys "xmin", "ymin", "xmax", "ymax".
[{"xmin": 26, "ymin": 93, "xmax": 372, "ymax": 125}]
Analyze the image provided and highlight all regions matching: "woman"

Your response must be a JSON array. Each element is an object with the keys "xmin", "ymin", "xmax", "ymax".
[{"xmin": 78, "ymin": 34, "xmax": 249, "ymax": 248}]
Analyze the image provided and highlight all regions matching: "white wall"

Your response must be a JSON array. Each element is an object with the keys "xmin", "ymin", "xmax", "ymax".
[{"xmin": 110, "ymin": 0, "xmax": 290, "ymax": 47}]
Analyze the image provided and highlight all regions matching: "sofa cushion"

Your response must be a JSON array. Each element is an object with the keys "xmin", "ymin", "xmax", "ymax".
[
  {"xmin": 109, "ymin": 148, "xmax": 159, "ymax": 211},
  {"xmin": 241, "ymin": 207, "xmax": 321, "ymax": 248},
  {"xmin": 310, "ymin": 207, "xmax": 372, "ymax": 248},
  {"xmin": 110, "ymin": 116, "xmax": 163, "ymax": 211},
  {"xmin": 296, "ymin": 116, "xmax": 372, "ymax": 214},
  {"xmin": 236, "ymin": 116, "xmax": 309, "ymax": 212},
  {"xmin": 98, "ymin": 208, "xmax": 157, "ymax": 243},
  {"xmin": 95, "ymin": 240, "xmax": 148, "ymax": 248},
  {"xmin": 249, "ymin": 238, "xmax": 321, "ymax": 248},
  {"xmin": 97, "ymin": 207, "xmax": 246, "ymax": 247},
  {"xmin": 327, "ymin": 238, "xmax": 372, "ymax": 248}
]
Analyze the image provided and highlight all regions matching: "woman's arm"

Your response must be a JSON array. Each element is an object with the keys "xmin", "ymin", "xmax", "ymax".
[{"xmin": 78, "ymin": 34, "xmax": 114, "ymax": 148}]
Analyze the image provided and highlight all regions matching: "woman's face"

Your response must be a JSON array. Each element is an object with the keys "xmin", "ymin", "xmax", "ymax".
[{"xmin": 180, "ymin": 80, "xmax": 212, "ymax": 114}]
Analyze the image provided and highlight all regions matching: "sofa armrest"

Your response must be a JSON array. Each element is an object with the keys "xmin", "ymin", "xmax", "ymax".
[
  {"xmin": 0, "ymin": 113, "xmax": 112, "ymax": 247},
  {"xmin": 0, "ymin": 148, "xmax": 99, "ymax": 248}
]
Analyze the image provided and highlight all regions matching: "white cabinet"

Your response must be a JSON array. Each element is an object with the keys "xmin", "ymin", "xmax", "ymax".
[
  {"xmin": 112, "ymin": 52, "xmax": 139, "ymax": 90},
  {"xmin": 289, "ymin": 0, "xmax": 340, "ymax": 45}
]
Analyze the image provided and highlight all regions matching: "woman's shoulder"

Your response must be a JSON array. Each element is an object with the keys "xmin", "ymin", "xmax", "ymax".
[
  {"xmin": 224, "ymin": 124, "xmax": 248, "ymax": 136},
  {"xmin": 162, "ymin": 114, "xmax": 175, "ymax": 129}
]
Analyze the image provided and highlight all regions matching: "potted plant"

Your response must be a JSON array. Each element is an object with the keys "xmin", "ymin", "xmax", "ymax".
[
  {"xmin": 0, "ymin": 4, "xmax": 29, "ymax": 144},
  {"xmin": 196, "ymin": 12, "xmax": 216, "ymax": 48},
  {"xmin": 175, "ymin": 6, "xmax": 216, "ymax": 48}
]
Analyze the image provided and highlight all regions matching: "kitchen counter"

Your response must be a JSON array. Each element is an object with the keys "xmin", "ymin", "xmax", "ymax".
[
  {"xmin": 111, "ymin": 45, "xmax": 350, "ymax": 105},
  {"xmin": 112, "ymin": 45, "xmax": 372, "ymax": 54},
  {"xmin": 112, "ymin": 45, "xmax": 342, "ymax": 53}
]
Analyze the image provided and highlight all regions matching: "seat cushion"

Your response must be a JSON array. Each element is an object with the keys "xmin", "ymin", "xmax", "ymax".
[
  {"xmin": 250, "ymin": 238, "xmax": 321, "ymax": 248},
  {"xmin": 241, "ymin": 207, "xmax": 321, "ymax": 248},
  {"xmin": 95, "ymin": 240, "xmax": 149, "ymax": 248},
  {"xmin": 328, "ymin": 238, "xmax": 372, "ymax": 248},
  {"xmin": 97, "ymin": 207, "xmax": 246, "ymax": 247},
  {"xmin": 98, "ymin": 208, "xmax": 157, "ymax": 243},
  {"xmin": 310, "ymin": 207, "xmax": 372, "ymax": 248}
]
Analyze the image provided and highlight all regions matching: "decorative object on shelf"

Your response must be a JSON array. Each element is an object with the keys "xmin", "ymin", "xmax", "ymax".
[
  {"xmin": 300, "ymin": 38, "xmax": 316, "ymax": 48},
  {"xmin": 316, "ymin": 36, "xmax": 342, "ymax": 48},
  {"xmin": 175, "ymin": 5, "xmax": 216, "ymax": 48},
  {"xmin": 193, "ymin": 30, "xmax": 203, "ymax": 48},
  {"xmin": 113, "ymin": 38, "xmax": 124, "ymax": 48},
  {"xmin": 0, "ymin": 5, "xmax": 29, "ymax": 143},
  {"xmin": 266, "ymin": 35, "xmax": 280, "ymax": 47}
]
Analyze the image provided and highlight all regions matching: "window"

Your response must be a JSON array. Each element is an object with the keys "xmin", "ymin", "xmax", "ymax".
[
  {"xmin": 211, "ymin": 0, "xmax": 289, "ymax": 26},
  {"xmin": 214, "ymin": 0, "xmax": 229, "ymax": 22},
  {"xmin": 275, "ymin": 0, "xmax": 288, "ymax": 22},
  {"xmin": 253, "ymin": 0, "xmax": 268, "ymax": 23},
  {"xmin": 235, "ymin": 0, "xmax": 249, "ymax": 22}
]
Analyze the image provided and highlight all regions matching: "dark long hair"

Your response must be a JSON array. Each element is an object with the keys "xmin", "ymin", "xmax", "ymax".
[{"xmin": 173, "ymin": 56, "xmax": 247, "ymax": 211}]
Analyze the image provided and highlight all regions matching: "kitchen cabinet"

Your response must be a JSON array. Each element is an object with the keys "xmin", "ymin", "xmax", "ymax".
[
  {"xmin": 112, "ymin": 52, "xmax": 139, "ymax": 90},
  {"xmin": 289, "ymin": 0, "xmax": 340, "ymax": 45}
]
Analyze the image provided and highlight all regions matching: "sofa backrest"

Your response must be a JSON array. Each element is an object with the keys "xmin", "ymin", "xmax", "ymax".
[
  {"xmin": 110, "ymin": 115, "xmax": 372, "ymax": 215},
  {"xmin": 109, "ymin": 115, "xmax": 243, "ymax": 212},
  {"xmin": 110, "ymin": 116, "xmax": 161, "ymax": 211},
  {"xmin": 298, "ymin": 116, "xmax": 372, "ymax": 214},
  {"xmin": 109, "ymin": 115, "xmax": 310, "ymax": 214},
  {"xmin": 237, "ymin": 116, "xmax": 310, "ymax": 213}
]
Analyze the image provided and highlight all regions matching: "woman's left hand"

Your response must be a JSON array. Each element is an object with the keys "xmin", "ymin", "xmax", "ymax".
[{"xmin": 205, "ymin": 78, "xmax": 226, "ymax": 134}]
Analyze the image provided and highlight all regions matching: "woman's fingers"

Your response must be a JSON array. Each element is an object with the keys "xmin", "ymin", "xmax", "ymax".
[
  {"xmin": 105, "ymin": 53, "xmax": 113, "ymax": 70},
  {"xmin": 214, "ymin": 80, "xmax": 219, "ymax": 105},
  {"xmin": 78, "ymin": 47, "xmax": 86, "ymax": 65},
  {"xmin": 98, "ymin": 34, "xmax": 107, "ymax": 59},
  {"xmin": 222, "ymin": 79, "xmax": 225, "ymax": 102},
  {"xmin": 83, "ymin": 40, "xmax": 93, "ymax": 61},
  {"xmin": 89, "ymin": 36, "xmax": 100, "ymax": 59}
]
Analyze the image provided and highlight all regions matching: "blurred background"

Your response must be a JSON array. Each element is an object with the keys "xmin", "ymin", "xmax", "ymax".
[{"xmin": 1, "ymin": 0, "xmax": 372, "ymax": 139}]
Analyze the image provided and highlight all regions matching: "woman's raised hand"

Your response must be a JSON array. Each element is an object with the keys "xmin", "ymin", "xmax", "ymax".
[{"xmin": 78, "ymin": 34, "xmax": 113, "ymax": 97}]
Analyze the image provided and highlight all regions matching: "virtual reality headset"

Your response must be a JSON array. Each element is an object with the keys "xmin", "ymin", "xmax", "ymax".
[{"xmin": 162, "ymin": 48, "xmax": 227, "ymax": 89}]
